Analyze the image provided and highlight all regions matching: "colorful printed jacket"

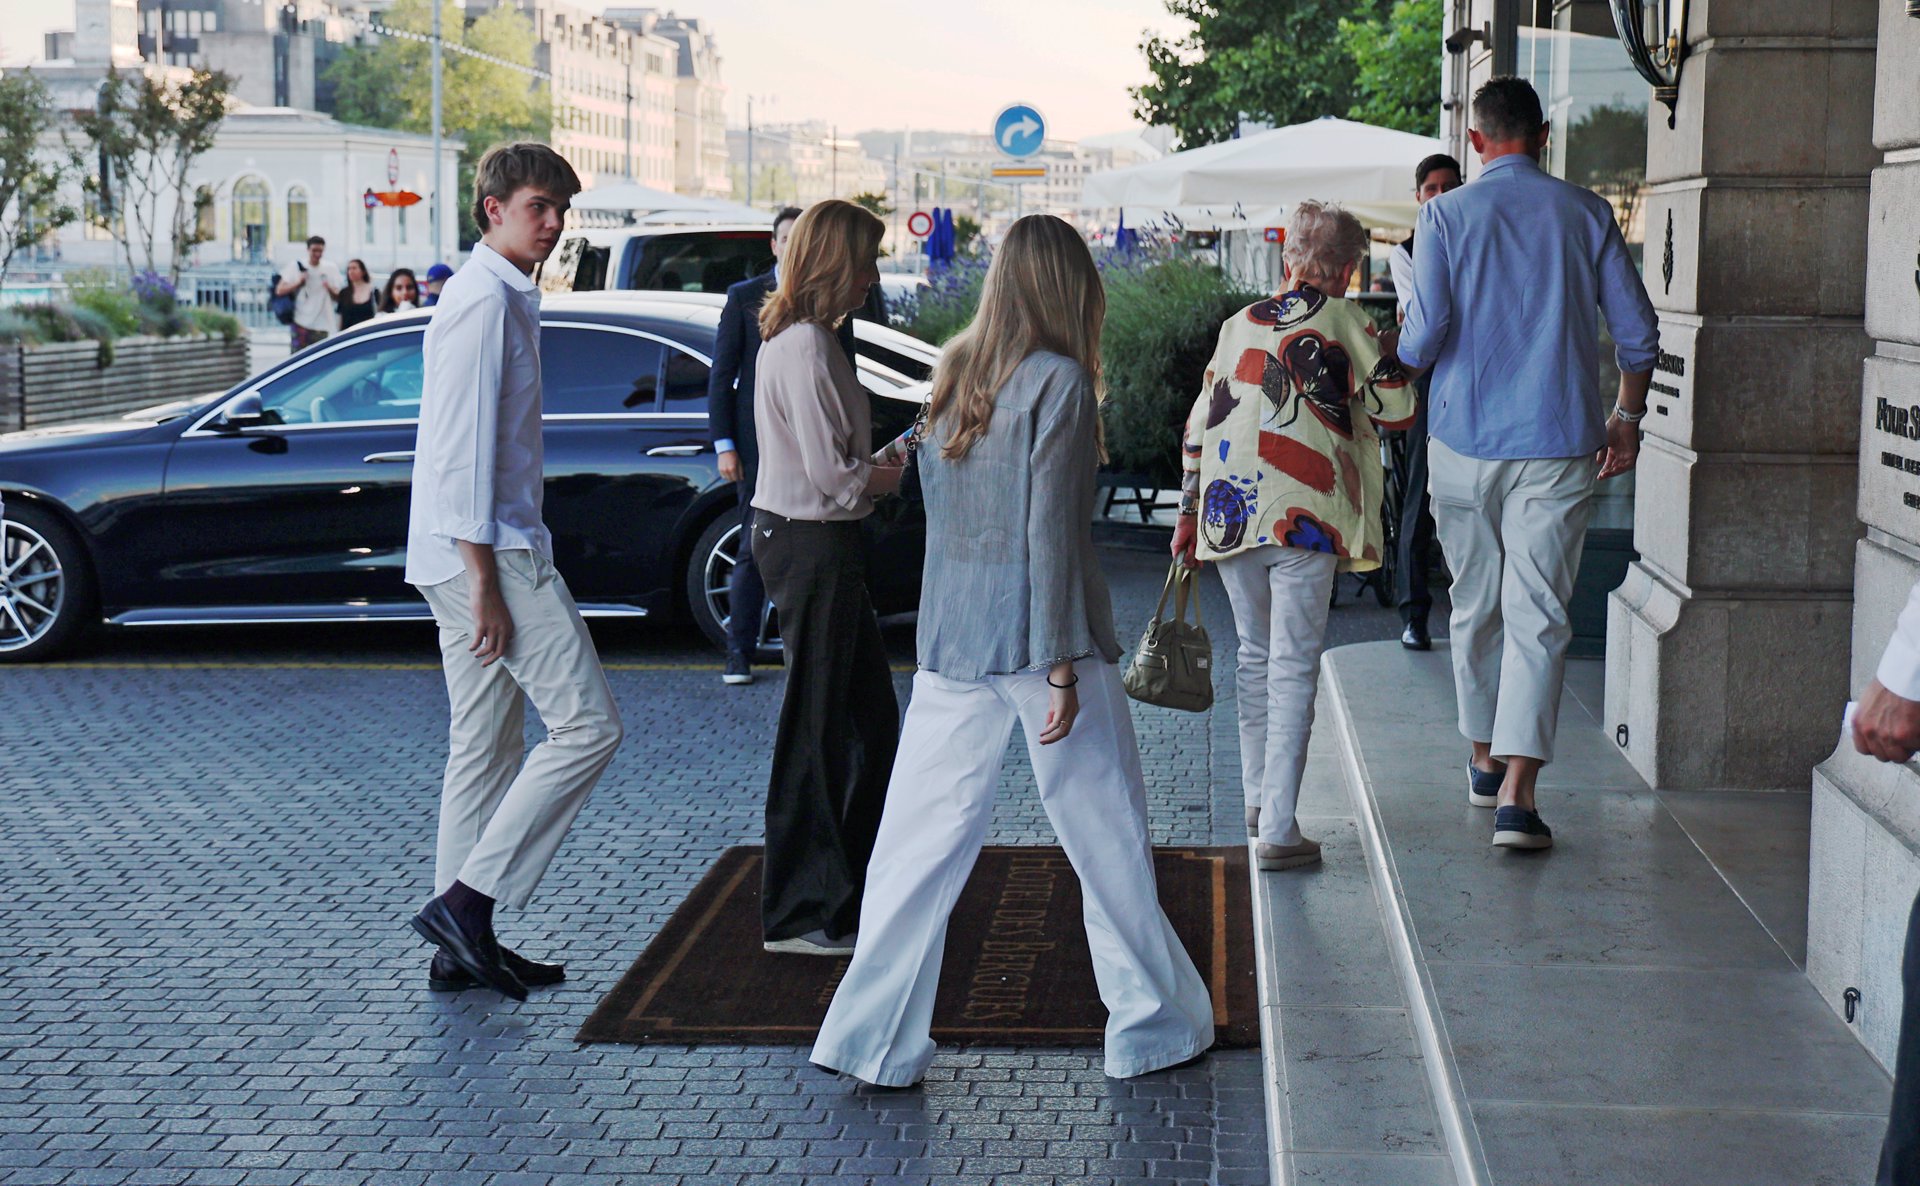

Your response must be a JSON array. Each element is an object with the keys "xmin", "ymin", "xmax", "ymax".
[{"xmin": 1180, "ymin": 287, "xmax": 1415, "ymax": 571}]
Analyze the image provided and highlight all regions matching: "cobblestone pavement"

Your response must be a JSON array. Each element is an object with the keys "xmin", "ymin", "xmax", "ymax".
[{"xmin": 1, "ymin": 540, "xmax": 1413, "ymax": 1186}]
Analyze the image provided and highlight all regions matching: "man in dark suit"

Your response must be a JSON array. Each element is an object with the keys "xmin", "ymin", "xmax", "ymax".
[{"xmin": 708, "ymin": 205, "xmax": 859, "ymax": 685}]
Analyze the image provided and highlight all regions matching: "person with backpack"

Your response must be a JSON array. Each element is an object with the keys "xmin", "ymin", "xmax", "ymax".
[{"xmin": 274, "ymin": 235, "xmax": 341, "ymax": 352}]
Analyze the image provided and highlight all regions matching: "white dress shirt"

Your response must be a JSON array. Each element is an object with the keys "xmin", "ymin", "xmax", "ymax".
[
  {"xmin": 1879, "ymin": 581, "xmax": 1920, "ymax": 701},
  {"xmin": 1388, "ymin": 240, "xmax": 1414, "ymax": 318},
  {"xmin": 287, "ymin": 258, "xmax": 341, "ymax": 333},
  {"xmin": 405, "ymin": 243, "xmax": 552, "ymax": 587}
]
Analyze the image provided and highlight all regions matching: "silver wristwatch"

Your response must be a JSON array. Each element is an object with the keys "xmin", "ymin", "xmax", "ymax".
[{"xmin": 1614, "ymin": 403, "xmax": 1648, "ymax": 424}]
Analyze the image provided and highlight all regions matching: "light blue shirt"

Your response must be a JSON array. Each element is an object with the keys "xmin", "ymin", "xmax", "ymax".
[{"xmin": 1399, "ymin": 153, "xmax": 1659, "ymax": 460}]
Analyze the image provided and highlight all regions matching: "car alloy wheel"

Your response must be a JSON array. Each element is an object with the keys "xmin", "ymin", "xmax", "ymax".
[
  {"xmin": 0, "ymin": 517, "xmax": 65, "ymax": 653},
  {"xmin": 701, "ymin": 518, "xmax": 778, "ymax": 653}
]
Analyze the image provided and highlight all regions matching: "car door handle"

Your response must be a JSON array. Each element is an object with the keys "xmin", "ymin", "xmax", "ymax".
[
  {"xmin": 645, "ymin": 445, "xmax": 706, "ymax": 457},
  {"xmin": 363, "ymin": 451, "xmax": 416, "ymax": 464}
]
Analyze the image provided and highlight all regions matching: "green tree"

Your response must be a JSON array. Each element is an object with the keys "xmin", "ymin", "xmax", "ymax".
[
  {"xmin": 1340, "ymin": 0, "xmax": 1442, "ymax": 135},
  {"xmin": 75, "ymin": 67, "xmax": 230, "ymax": 282},
  {"xmin": 850, "ymin": 190, "xmax": 892, "ymax": 218},
  {"xmin": 1566, "ymin": 100, "xmax": 1649, "ymax": 233},
  {"xmin": 0, "ymin": 72, "xmax": 81, "ymax": 289},
  {"xmin": 1131, "ymin": 0, "xmax": 1388, "ymax": 149},
  {"xmin": 327, "ymin": 0, "xmax": 550, "ymax": 249}
]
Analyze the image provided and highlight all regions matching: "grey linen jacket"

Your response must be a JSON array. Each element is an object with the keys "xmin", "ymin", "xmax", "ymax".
[{"xmin": 915, "ymin": 350, "xmax": 1121, "ymax": 681}]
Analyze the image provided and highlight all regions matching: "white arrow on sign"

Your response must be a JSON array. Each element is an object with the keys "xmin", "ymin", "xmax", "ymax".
[{"xmin": 999, "ymin": 115, "xmax": 1040, "ymax": 149}]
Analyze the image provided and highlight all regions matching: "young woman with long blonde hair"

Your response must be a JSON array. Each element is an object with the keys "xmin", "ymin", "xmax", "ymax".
[
  {"xmin": 750, "ymin": 198, "xmax": 902, "ymax": 956},
  {"xmin": 810, "ymin": 214, "xmax": 1214, "ymax": 1087}
]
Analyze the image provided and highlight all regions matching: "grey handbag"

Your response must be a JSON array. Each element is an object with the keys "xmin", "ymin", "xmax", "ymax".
[{"xmin": 1122, "ymin": 561, "xmax": 1215, "ymax": 712}]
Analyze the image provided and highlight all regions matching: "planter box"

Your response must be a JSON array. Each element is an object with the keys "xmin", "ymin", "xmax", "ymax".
[{"xmin": 0, "ymin": 334, "xmax": 249, "ymax": 432}]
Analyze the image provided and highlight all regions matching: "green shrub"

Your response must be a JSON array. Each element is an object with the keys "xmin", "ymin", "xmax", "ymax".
[
  {"xmin": 71, "ymin": 287, "xmax": 143, "ymax": 337},
  {"xmin": 0, "ymin": 309, "xmax": 38, "ymax": 345},
  {"xmin": 1099, "ymin": 255, "xmax": 1261, "ymax": 484},
  {"xmin": 895, "ymin": 257, "xmax": 989, "ymax": 346},
  {"xmin": 188, "ymin": 307, "xmax": 242, "ymax": 342}
]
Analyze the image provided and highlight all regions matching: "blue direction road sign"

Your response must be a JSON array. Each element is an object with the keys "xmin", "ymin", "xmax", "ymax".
[{"xmin": 993, "ymin": 103, "xmax": 1046, "ymax": 159}]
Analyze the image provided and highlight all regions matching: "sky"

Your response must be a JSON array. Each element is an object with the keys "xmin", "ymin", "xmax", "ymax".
[{"xmin": 0, "ymin": 0, "xmax": 1181, "ymax": 141}]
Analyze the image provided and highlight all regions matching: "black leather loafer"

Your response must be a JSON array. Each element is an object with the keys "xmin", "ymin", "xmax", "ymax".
[
  {"xmin": 428, "ymin": 947, "xmax": 566, "ymax": 993},
  {"xmin": 408, "ymin": 898, "xmax": 528, "ymax": 1001}
]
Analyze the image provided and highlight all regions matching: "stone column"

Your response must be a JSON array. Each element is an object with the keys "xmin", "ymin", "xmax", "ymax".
[
  {"xmin": 1605, "ymin": 0, "xmax": 1877, "ymax": 789},
  {"xmin": 1808, "ymin": 0, "xmax": 1920, "ymax": 1067}
]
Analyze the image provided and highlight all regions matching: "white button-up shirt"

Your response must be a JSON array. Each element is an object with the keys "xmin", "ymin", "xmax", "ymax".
[
  {"xmin": 405, "ymin": 243, "xmax": 551, "ymax": 587},
  {"xmin": 1879, "ymin": 581, "xmax": 1920, "ymax": 701}
]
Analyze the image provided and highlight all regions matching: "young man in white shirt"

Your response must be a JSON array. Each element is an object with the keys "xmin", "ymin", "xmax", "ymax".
[
  {"xmin": 404, "ymin": 142, "xmax": 622, "ymax": 1001},
  {"xmin": 274, "ymin": 235, "xmax": 341, "ymax": 352}
]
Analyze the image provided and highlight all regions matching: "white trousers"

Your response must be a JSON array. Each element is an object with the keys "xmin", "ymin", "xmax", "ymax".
[
  {"xmin": 1426, "ymin": 437, "xmax": 1596, "ymax": 763},
  {"xmin": 1215, "ymin": 546, "xmax": 1339, "ymax": 847},
  {"xmin": 810, "ymin": 659, "xmax": 1215, "ymax": 1085},
  {"xmin": 416, "ymin": 550, "xmax": 624, "ymax": 908}
]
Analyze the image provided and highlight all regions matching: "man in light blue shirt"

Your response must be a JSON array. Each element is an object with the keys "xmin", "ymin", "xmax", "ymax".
[{"xmin": 1398, "ymin": 77, "xmax": 1657, "ymax": 852}]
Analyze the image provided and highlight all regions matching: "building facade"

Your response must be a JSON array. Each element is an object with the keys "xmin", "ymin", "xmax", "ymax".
[
  {"xmin": 602, "ymin": 9, "xmax": 728, "ymax": 199},
  {"xmin": 479, "ymin": 0, "xmax": 678, "ymax": 191}
]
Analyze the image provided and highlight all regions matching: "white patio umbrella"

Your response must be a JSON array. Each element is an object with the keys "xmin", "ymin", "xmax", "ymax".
[{"xmin": 1083, "ymin": 116, "xmax": 1443, "ymax": 231}]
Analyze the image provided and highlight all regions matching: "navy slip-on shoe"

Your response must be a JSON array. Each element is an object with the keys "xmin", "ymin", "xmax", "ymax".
[
  {"xmin": 1467, "ymin": 762, "xmax": 1504, "ymax": 808},
  {"xmin": 409, "ymin": 899, "xmax": 529, "ymax": 1001},
  {"xmin": 1492, "ymin": 805, "xmax": 1553, "ymax": 850}
]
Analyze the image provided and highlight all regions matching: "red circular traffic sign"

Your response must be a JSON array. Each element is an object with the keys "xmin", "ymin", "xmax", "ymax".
[
  {"xmin": 387, "ymin": 148, "xmax": 400, "ymax": 186},
  {"xmin": 907, "ymin": 211, "xmax": 933, "ymax": 238}
]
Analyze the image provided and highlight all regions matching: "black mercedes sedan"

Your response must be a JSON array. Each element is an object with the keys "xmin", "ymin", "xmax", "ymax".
[{"xmin": 0, "ymin": 292, "xmax": 934, "ymax": 663}]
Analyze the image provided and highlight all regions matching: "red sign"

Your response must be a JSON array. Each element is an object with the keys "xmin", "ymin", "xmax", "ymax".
[
  {"xmin": 1263, "ymin": 227, "xmax": 1284, "ymax": 244},
  {"xmin": 375, "ymin": 190, "xmax": 422, "ymax": 207},
  {"xmin": 387, "ymin": 148, "xmax": 400, "ymax": 186},
  {"xmin": 907, "ymin": 211, "xmax": 934, "ymax": 238},
  {"xmin": 363, "ymin": 188, "xmax": 379, "ymax": 210}
]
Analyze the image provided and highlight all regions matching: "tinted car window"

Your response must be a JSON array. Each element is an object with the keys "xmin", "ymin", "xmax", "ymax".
[
  {"xmin": 661, "ymin": 347, "xmax": 709, "ymax": 414},
  {"xmin": 541, "ymin": 327, "xmax": 662, "ymax": 415},
  {"xmin": 256, "ymin": 330, "xmax": 424, "ymax": 424},
  {"xmin": 627, "ymin": 231, "xmax": 773, "ymax": 293}
]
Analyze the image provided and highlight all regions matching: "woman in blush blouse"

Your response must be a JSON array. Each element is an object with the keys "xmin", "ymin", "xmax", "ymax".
[
  {"xmin": 1173, "ymin": 199, "xmax": 1415, "ymax": 872},
  {"xmin": 750, "ymin": 199, "xmax": 903, "ymax": 958},
  {"xmin": 810, "ymin": 214, "xmax": 1215, "ymax": 1089}
]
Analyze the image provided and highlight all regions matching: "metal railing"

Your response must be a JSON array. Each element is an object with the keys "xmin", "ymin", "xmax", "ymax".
[{"xmin": 177, "ymin": 266, "xmax": 278, "ymax": 330}]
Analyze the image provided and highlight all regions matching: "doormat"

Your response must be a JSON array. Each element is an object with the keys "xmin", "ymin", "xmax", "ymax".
[{"xmin": 576, "ymin": 845, "xmax": 1257, "ymax": 1049}]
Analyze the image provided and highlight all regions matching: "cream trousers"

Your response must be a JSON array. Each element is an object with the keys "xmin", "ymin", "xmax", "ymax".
[
  {"xmin": 416, "ymin": 550, "xmax": 623, "ymax": 908},
  {"xmin": 1427, "ymin": 437, "xmax": 1596, "ymax": 764},
  {"xmin": 810, "ymin": 659, "xmax": 1215, "ymax": 1085},
  {"xmin": 1214, "ymin": 545, "xmax": 1340, "ymax": 848}
]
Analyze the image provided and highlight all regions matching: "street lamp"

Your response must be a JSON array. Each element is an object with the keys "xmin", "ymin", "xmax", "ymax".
[{"xmin": 1609, "ymin": 0, "xmax": 1688, "ymax": 129}]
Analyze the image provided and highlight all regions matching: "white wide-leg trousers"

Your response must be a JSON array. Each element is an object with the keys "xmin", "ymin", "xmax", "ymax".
[
  {"xmin": 1426, "ymin": 437, "xmax": 1597, "ymax": 764},
  {"xmin": 417, "ymin": 550, "xmax": 624, "ymax": 909},
  {"xmin": 1214, "ymin": 545, "xmax": 1339, "ymax": 848},
  {"xmin": 810, "ymin": 658, "xmax": 1216, "ymax": 1086}
]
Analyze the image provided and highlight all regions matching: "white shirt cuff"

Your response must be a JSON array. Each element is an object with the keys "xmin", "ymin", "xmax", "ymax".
[
  {"xmin": 714, "ymin": 438, "xmax": 736, "ymax": 455},
  {"xmin": 434, "ymin": 518, "xmax": 498, "ymax": 546},
  {"xmin": 1879, "ymin": 632, "xmax": 1920, "ymax": 702}
]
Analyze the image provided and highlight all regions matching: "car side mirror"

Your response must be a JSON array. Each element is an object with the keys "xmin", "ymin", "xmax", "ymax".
[{"xmin": 215, "ymin": 392, "xmax": 279, "ymax": 431}]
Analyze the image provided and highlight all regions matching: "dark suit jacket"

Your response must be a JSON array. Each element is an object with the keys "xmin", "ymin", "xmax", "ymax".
[{"xmin": 707, "ymin": 270, "xmax": 859, "ymax": 472}]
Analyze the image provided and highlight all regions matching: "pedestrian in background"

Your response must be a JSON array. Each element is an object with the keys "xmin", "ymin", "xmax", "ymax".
[
  {"xmin": 1396, "ymin": 77, "xmax": 1657, "ymax": 850},
  {"xmin": 336, "ymin": 258, "xmax": 379, "ymax": 331},
  {"xmin": 706, "ymin": 206, "xmax": 858, "ymax": 686},
  {"xmin": 812, "ymin": 214, "xmax": 1214, "ymax": 1087},
  {"xmin": 1853, "ymin": 588, "xmax": 1920, "ymax": 1185},
  {"xmin": 275, "ymin": 235, "xmax": 340, "ymax": 352},
  {"xmin": 1173, "ymin": 199, "xmax": 1415, "ymax": 872},
  {"xmin": 423, "ymin": 262, "xmax": 454, "ymax": 307},
  {"xmin": 750, "ymin": 198, "xmax": 902, "ymax": 957},
  {"xmin": 1385, "ymin": 152, "xmax": 1463, "ymax": 652},
  {"xmin": 403, "ymin": 143, "xmax": 620, "ymax": 1002},
  {"xmin": 382, "ymin": 267, "xmax": 421, "ymax": 315}
]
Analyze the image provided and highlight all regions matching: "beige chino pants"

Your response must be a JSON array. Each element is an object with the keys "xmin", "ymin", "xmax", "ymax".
[
  {"xmin": 416, "ymin": 550, "xmax": 623, "ymax": 908},
  {"xmin": 1427, "ymin": 438, "xmax": 1596, "ymax": 764}
]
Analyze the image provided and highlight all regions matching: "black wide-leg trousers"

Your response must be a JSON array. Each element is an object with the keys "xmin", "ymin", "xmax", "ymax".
[
  {"xmin": 752, "ymin": 513, "xmax": 899, "ymax": 942},
  {"xmin": 1882, "ymin": 889, "xmax": 1920, "ymax": 1184}
]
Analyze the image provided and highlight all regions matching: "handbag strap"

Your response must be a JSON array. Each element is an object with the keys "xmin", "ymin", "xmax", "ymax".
[
  {"xmin": 1170, "ymin": 562, "xmax": 1205, "ymax": 633},
  {"xmin": 1150, "ymin": 562, "xmax": 1180, "ymax": 625}
]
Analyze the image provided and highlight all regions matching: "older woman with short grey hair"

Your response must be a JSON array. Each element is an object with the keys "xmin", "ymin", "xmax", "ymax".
[{"xmin": 1172, "ymin": 199, "xmax": 1416, "ymax": 870}]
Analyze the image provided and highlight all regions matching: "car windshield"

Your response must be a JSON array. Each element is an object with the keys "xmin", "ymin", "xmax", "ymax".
[{"xmin": 627, "ymin": 232, "xmax": 773, "ymax": 293}]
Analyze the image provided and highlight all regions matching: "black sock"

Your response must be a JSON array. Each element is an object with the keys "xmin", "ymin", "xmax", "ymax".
[{"xmin": 440, "ymin": 880, "xmax": 495, "ymax": 939}]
